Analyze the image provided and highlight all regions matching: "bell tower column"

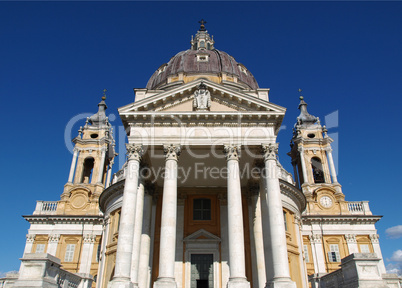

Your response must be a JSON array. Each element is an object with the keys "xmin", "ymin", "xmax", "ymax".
[
  {"xmin": 68, "ymin": 148, "xmax": 79, "ymax": 183},
  {"xmin": 154, "ymin": 144, "xmax": 181, "ymax": 288},
  {"xmin": 223, "ymin": 145, "xmax": 250, "ymax": 288},
  {"xmin": 110, "ymin": 144, "xmax": 143, "ymax": 288},
  {"xmin": 261, "ymin": 143, "xmax": 296, "ymax": 288}
]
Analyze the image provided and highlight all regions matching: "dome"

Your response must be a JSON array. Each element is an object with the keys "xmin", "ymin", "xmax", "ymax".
[{"xmin": 146, "ymin": 25, "xmax": 259, "ymax": 90}]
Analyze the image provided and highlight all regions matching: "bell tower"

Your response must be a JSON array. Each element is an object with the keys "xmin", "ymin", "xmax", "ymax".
[
  {"xmin": 57, "ymin": 93, "xmax": 116, "ymax": 215},
  {"xmin": 288, "ymin": 94, "xmax": 348, "ymax": 214}
]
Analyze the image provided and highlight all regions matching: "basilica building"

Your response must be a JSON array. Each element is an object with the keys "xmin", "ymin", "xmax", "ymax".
[{"xmin": 3, "ymin": 23, "xmax": 401, "ymax": 288}]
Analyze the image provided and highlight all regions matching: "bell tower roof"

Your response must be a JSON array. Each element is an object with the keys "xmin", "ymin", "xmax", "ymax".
[
  {"xmin": 296, "ymin": 94, "xmax": 318, "ymax": 127},
  {"xmin": 88, "ymin": 89, "xmax": 109, "ymax": 128}
]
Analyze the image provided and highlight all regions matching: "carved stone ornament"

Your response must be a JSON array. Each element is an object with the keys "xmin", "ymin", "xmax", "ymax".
[
  {"xmin": 223, "ymin": 145, "xmax": 240, "ymax": 161},
  {"xmin": 345, "ymin": 234, "xmax": 357, "ymax": 243},
  {"xmin": 262, "ymin": 143, "xmax": 278, "ymax": 161},
  {"xmin": 369, "ymin": 234, "xmax": 379, "ymax": 243},
  {"xmin": 309, "ymin": 233, "xmax": 322, "ymax": 243},
  {"xmin": 163, "ymin": 144, "xmax": 181, "ymax": 161},
  {"xmin": 126, "ymin": 144, "xmax": 143, "ymax": 161},
  {"xmin": 84, "ymin": 233, "xmax": 96, "ymax": 243},
  {"xmin": 26, "ymin": 234, "xmax": 36, "ymax": 243},
  {"xmin": 193, "ymin": 82, "xmax": 211, "ymax": 111},
  {"xmin": 48, "ymin": 234, "xmax": 60, "ymax": 243}
]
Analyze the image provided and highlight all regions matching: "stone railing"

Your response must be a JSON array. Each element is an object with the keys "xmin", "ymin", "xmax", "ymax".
[
  {"xmin": 112, "ymin": 166, "xmax": 127, "ymax": 184},
  {"xmin": 10, "ymin": 253, "xmax": 93, "ymax": 288},
  {"xmin": 33, "ymin": 201, "xmax": 58, "ymax": 215},
  {"xmin": 347, "ymin": 201, "xmax": 372, "ymax": 215},
  {"xmin": 311, "ymin": 253, "xmax": 401, "ymax": 288}
]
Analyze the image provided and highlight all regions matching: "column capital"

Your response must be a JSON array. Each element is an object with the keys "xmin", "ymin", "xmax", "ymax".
[
  {"xmin": 26, "ymin": 234, "xmax": 36, "ymax": 243},
  {"xmin": 163, "ymin": 144, "xmax": 181, "ymax": 161},
  {"xmin": 262, "ymin": 143, "xmax": 278, "ymax": 161},
  {"xmin": 84, "ymin": 233, "xmax": 96, "ymax": 243},
  {"xmin": 223, "ymin": 144, "xmax": 240, "ymax": 161},
  {"xmin": 48, "ymin": 234, "xmax": 60, "ymax": 243},
  {"xmin": 126, "ymin": 144, "xmax": 143, "ymax": 161},
  {"xmin": 309, "ymin": 233, "xmax": 322, "ymax": 243},
  {"xmin": 325, "ymin": 146, "xmax": 333, "ymax": 152},
  {"xmin": 345, "ymin": 234, "xmax": 357, "ymax": 243},
  {"xmin": 369, "ymin": 234, "xmax": 380, "ymax": 243}
]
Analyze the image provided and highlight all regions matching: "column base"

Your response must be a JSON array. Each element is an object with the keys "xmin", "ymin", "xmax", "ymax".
[
  {"xmin": 108, "ymin": 277, "xmax": 137, "ymax": 288},
  {"xmin": 153, "ymin": 277, "xmax": 177, "ymax": 288},
  {"xmin": 227, "ymin": 277, "xmax": 250, "ymax": 288},
  {"xmin": 266, "ymin": 278, "xmax": 296, "ymax": 288}
]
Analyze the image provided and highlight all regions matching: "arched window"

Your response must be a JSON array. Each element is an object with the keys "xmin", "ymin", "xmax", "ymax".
[
  {"xmin": 207, "ymin": 43, "xmax": 211, "ymax": 50},
  {"xmin": 81, "ymin": 157, "xmax": 94, "ymax": 183},
  {"xmin": 311, "ymin": 157, "xmax": 325, "ymax": 183},
  {"xmin": 200, "ymin": 41, "xmax": 205, "ymax": 48}
]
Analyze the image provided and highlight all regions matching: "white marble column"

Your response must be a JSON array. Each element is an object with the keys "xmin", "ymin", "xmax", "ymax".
[
  {"xmin": 325, "ymin": 148, "xmax": 338, "ymax": 183},
  {"xmin": 261, "ymin": 143, "xmax": 296, "ymax": 288},
  {"xmin": 79, "ymin": 233, "xmax": 96, "ymax": 274},
  {"xmin": 47, "ymin": 234, "xmax": 60, "ymax": 256},
  {"xmin": 97, "ymin": 217, "xmax": 111, "ymax": 288},
  {"xmin": 110, "ymin": 144, "xmax": 143, "ymax": 288},
  {"xmin": 309, "ymin": 234, "xmax": 326, "ymax": 274},
  {"xmin": 294, "ymin": 216, "xmax": 308, "ymax": 288},
  {"xmin": 138, "ymin": 193, "xmax": 153, "ymax": 288},
  {"xmin": 23, "ymin": 234, "xmax": 36, "ymax": 255},
  {"xmin": 370, "ymin": 234, "xmax": 386, "ymax": 274},
  {"xmin": 298, "ymin": 147, "xmax": 308, "ymax": 185},
  {"xmin": 131, "ymin": 181, "xmax": 145, "ymax": 284},
  {"xmin": 223, "ymin": 145, "xmax": 250, "ymax": 288},
  {"xmin": 106, "ymin": 160, "xmax": 114, "ymax": 188},
  {"xmin": 97, "ymin": 148, "xmax": 107, "ymax": 184},
  {"xmin": 154, "ymin": 144, "xmax": 181, "ymax": 288},
  {"xmin": 250, "ymin": 186, "xmax": 266, "ymax": 288},
  {"xmin": 68, "ymin": 148, "xmax": 79, "ymax": 183},
  {"xmin": 345, "ymin": 234, "xmax": 359, "ymax": 254}
]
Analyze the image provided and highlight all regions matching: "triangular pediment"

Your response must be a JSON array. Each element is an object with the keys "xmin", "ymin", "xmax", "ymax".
[
  {"xmin": 183, "ymin": 229, "xmax": 221, "ymax": 243},
  {"xmin": 119, "ymin": 79, "xmax": 286, "ymax": 115}
]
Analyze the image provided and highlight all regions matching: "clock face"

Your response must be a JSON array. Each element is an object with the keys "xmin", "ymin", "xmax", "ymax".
[{"xmin": 320, "ymin": 196, "xmax": 333, "ymax": 208}]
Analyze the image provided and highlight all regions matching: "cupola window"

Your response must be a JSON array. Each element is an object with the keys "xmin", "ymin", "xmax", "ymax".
[
  {"xmin": 200, "ymin": 41, "xmax": 205, "ymax": 48},
  {"xmin": 311, "ymin": 157, "xmax": 325, "ymax": 183},
  {"xmin": 197, "ymin": 54, "xmax": 209, "ymax": 62}
]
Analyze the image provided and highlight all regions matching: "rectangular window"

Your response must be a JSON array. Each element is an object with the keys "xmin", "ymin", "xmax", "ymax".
[
  {"xmin": 96, "ymin": 243, "xmax": 101, "ymax": 262},
  {"xmin": 193, "ymin": 199, "xmax": 211, "ymax": 220},
  {"xmin": 360, "ymin": 244, "xmax": 370, "ymax": 253},
  {"xmin": 283, "ymin": 211, "xmax": 288, "ymax": 231},
  {"xmin": 64, "ymin": 244, "xmax": 75, "ymax": 262},
  {"xmin": 328, "ymin": 244, "xmax": 341, "ymax": 262},
  {"xmin": 303, "ymin": 245, "xmax": 309, "ymax": 263},
  {"xmin": 35, "ymin": 244, "xmax": 45, "ymax": 253}
]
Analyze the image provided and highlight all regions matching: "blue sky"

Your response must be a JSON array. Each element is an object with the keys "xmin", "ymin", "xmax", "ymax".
[{"xmin": 1, "ymin": 1, "xmax": 401, "ymax": 276}]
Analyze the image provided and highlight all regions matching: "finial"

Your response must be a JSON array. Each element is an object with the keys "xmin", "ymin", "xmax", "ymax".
[
  {"xmin": 199, "ymin": 19, "xmax": 207, "ymax": 31},
  {"xmin": 102, "ymin": 89, "xmax": 107, "ymax": 101},
  {"xmin": 298, "ymin": 89, "xmax": 303, "ymax": 100}
]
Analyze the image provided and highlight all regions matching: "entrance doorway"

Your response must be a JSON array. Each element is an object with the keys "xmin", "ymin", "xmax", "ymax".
[{"xmin": 191, "ymin": 254, "xmax": 213, "ymax": 288}]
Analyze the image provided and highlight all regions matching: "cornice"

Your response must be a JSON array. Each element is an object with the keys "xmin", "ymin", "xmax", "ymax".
[
  {"xmin": 302, "ymin": 215, "xmax": 382, "ymax": 225},
  {"xmin": 23, "ymin": 215, "xmax": 103, "ymax": 225}
]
